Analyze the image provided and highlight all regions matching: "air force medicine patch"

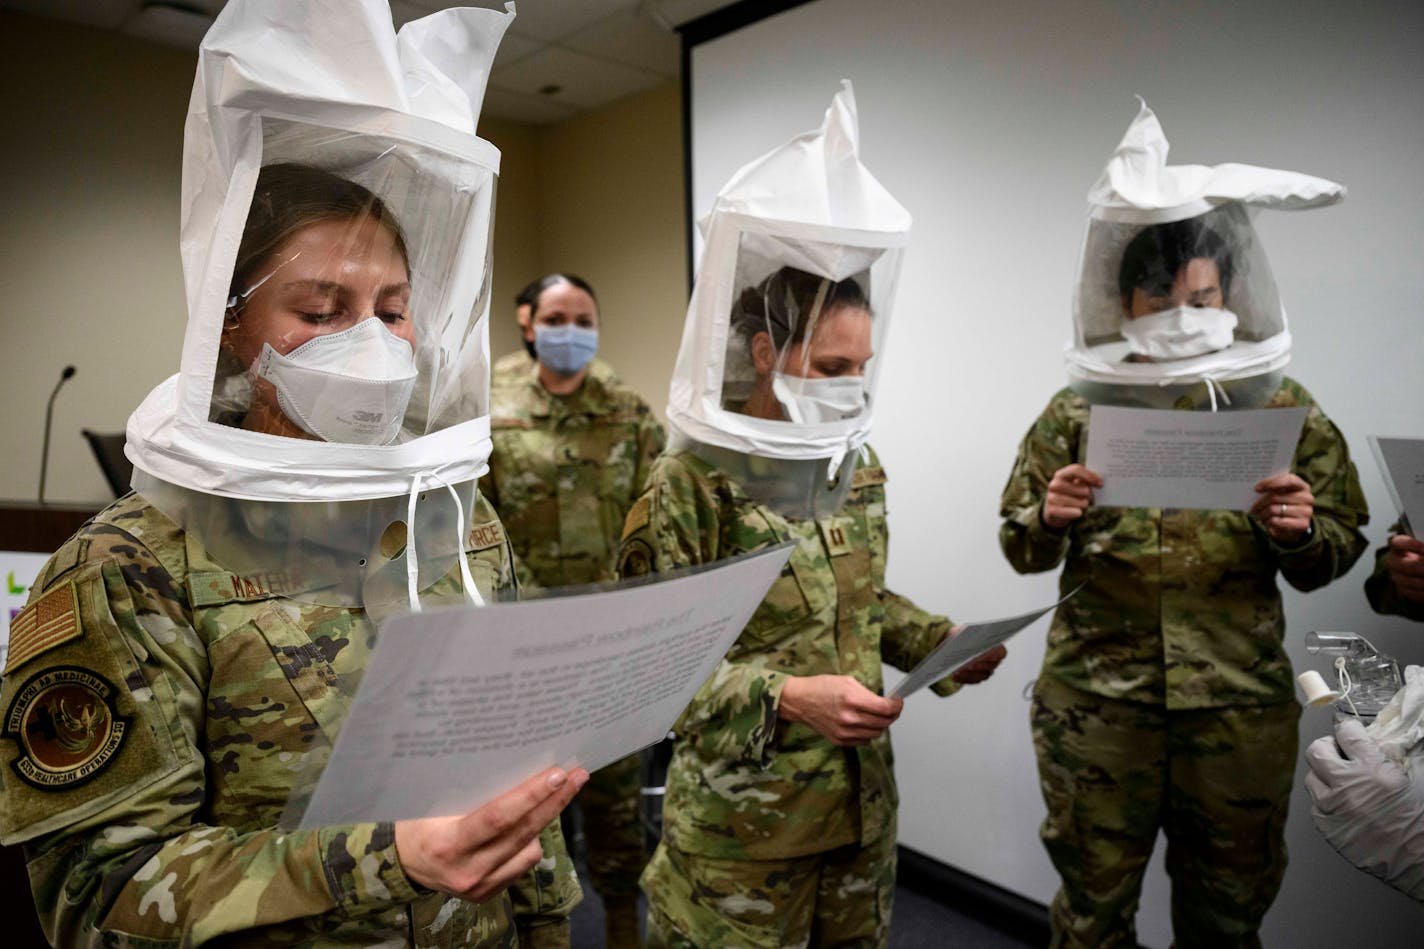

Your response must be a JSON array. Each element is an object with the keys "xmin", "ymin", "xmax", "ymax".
[{"xmin": 4, "ymin": 666, "xmax": 129, "ymax": 789}]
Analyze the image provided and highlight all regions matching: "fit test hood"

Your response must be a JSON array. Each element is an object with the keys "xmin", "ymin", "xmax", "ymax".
[
  {"xmin": 127, "ymin": 0, "xmax": 512, "ymax": 502},
  {"xmin": 666, "ymin": 80, "xmax": 912, "ymax": 471},
  {"xmin": 1065, "ymin": 99, "xmax": 1345, "ymax": 408}
]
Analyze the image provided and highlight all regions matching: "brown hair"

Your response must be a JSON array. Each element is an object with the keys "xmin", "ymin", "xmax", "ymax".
[{"xmin": 229, "ymin": 163, "xmax": 410, "ymax": 306}]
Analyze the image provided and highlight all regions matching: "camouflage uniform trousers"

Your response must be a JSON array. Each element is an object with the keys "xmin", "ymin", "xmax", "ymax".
[
  {"xmin": 641, "ymin": 822, "xmax": 897, "ymax": 949},
  {"xmin": 1030, "ymin": 675, "xmax": 1300, "ymax": 949},
  {"xmin": 576, "ymin": 750, "xmax": 647, "ymax": 899}
]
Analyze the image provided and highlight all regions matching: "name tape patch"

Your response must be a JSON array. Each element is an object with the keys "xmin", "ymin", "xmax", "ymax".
[{"xmin": 469, "ymin": 521, "xmax": 507, "ymax": 551}]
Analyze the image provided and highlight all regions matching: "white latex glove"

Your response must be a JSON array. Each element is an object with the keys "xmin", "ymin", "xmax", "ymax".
[{"xmin": 1305, "ymin": 718, "xmax": 1424, "ymax": 901}]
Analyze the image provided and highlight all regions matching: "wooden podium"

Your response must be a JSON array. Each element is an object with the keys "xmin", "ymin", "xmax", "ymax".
[
  {"xmin": 1, "ymin": 501, "xmax": 102, "ymax": 948},
  {"xmin": 0, "ymin": 501, "xmax": 100, "ymax": 553}
]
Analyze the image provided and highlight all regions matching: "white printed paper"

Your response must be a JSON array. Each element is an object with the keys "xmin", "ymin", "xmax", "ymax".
[
  {"xmin": 1086, "ymin": 406, "xmax": 1307, "ymax": 510},
  {"xmin": 296, "ymin": 544, "xmax": 793, "ymax": 828},
  {"xmin": 891, "ymin": 593, "xmax": 1072, "ymax": 699},
  {"xmin": 1369, "ymin": 435, "xmax": 1424, "ymax": 536}
]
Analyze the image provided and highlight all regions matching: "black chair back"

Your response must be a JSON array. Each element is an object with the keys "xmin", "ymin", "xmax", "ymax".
[{"xmin": 81, "ymin": 429, "xmax": 133, "ymax": 498}]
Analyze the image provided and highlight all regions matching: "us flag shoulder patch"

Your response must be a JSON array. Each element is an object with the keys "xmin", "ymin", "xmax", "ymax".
[{"xmin": 5, "ymin": 582, "xmax": 82, "ymax": 676}]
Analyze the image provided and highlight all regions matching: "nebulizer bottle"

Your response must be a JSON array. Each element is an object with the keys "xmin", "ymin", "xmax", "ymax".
[{"xmin": 1297, "ymin": 631, "xmax": 1404, "ymax": 723}]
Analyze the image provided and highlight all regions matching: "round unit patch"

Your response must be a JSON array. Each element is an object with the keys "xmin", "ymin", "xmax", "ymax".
[
  {"xmin": 4, "ymin": 666, "xmax": 129, "ymax": 789},
  {"xmin": 617, "ymin": 539, "xmax": 655, "ymax": 578}
]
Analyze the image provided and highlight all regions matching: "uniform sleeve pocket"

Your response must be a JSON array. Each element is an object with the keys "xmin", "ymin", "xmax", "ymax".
[{"xmin": 0, "ymin": 564, "xmax": 184, "ymax": 843}]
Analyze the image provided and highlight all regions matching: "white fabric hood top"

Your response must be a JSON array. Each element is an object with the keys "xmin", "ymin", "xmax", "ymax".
[
  {"xmin": 666, "ymin": 80, "xmax": 912, "ymax": 463},
  {"xmin": 127, "ymin": 0, "xmax": 511, "ymax": 502},
  {"xmin": 1085, "ymin": 98, "xmax": 1345, "ymax": 225}
]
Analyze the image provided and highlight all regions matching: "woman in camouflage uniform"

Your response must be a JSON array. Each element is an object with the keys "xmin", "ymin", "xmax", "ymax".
[
  {"xmin": 484, "ymin": 273, "xmax": 665, "ymax": 949},
  {"xmin": 619, "ymin": 267, "xmax": 1004, "ymax": 948},
  {"xmin": 0, "ymin": 6, "xmax": 590, "ymax": 939},
  {"xmin": 0, "ymin": 159, "xmax": 587, "ymax": 949},
  {"xmin": 999, "ymin": 102, "xmax": 1370, "ymax": 949}
]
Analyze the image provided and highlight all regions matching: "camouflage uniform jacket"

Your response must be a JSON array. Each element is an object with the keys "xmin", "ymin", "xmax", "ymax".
[
  {"xmin": 999, "ymin": 379, "xmax": 1369, "ymax": 710},
  {"xmin": 1364, "ymin": 522, "xmax": 1424, "ymax": 621},
  {"xmin": 487, "ymin": 367, "xmax": 664, "ymax": 589},
  {"xmin": 0, "ymin": 491, "xmax": 574, "ymax": 947},
  {"xmin": 489, "ymin": 350, "xmax": 621, "ymax": 391},
  {"xmin": 617, "ymin": 448, "xmax": 960, "ymax": 861}
]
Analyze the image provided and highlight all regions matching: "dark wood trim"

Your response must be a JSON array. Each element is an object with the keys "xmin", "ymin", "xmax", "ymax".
[
  {"xmin": 896, "ymin": 845, "xmax": 1052, "ymax": 946},
  {"xmin": 0, "ymin": 501, "xmax": 101, "ymax": 553}
]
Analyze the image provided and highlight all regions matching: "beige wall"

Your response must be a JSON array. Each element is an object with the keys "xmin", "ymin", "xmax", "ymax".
[
  {"xmin": 481, "ymin": 117, "xmax": 545, "ymax": 365},
  {"xmin": 0, "ymin": 13, "xmax": 195, "ymax": 504},
  {"xmin": 0, "ymin": 12, "xmax": 686, "ymax": 505},
  {"xmin": 529, "ymin": 81, "xmax": 688, "ymax": 420}
]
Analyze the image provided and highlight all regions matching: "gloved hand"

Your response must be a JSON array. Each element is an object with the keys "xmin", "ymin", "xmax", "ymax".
[{"xmin": 1305, "ymin": 718, "xmax": 1424, "ymax": 902}]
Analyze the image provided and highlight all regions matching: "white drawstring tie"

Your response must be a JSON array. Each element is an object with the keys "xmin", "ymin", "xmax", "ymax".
[{"xmin": 404, "ymin": 471, "xmax": 484, "ymax": 614}]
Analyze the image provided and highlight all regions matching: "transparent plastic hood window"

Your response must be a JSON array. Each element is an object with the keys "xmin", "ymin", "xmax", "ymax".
[
  {"xmin": 211, "ymin": 118, "xmax": 494, "ymax": 446},
  {"xmin": 719, "ymin": 232, "xmax": 898, "ymax": 428},
  {"xmin": 1066, "ymin": 204, "xmax": 1290, "ymax": 408}
]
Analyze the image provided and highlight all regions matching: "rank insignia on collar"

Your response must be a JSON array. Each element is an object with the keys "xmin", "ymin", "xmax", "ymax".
[{"xmin": 4, "ymin": 666, "xmax": 129, "ymax": 790}]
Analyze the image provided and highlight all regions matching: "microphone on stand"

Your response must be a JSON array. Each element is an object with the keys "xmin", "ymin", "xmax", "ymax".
[{"xmin": 38, "ymin": 365, "xmax": 77, "ymax": 505}]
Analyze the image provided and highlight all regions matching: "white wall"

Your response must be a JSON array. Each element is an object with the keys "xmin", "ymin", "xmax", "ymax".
[
  {"xmin": 691, "ymin": 0, "xmax": 1423, "ymax": 944},
  {"xmin": 0, "ymin": 13, "xmax": 195, "ymax": 505}
]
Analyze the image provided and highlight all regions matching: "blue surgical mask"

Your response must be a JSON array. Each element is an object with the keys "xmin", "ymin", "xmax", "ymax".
[{"xmin": 534, "ymin": 324, "xmax": 598, "ymax": 377}]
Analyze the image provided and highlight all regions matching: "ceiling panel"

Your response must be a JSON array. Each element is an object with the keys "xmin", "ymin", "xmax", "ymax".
[
  {"xmin": 482, "ymin": 85, "xmax": 579, "ymax": 126},
  {"xmin": 492, "ymin": 30, "xmax": 543, "ymax": 69},
  {"xmin": 389, "ymin": 1, "xmax": 430, "ymax": 28},
  {"xmin": 493, "ymin": 0, "xmax": 635, "ymax": 42},
  {"xmin": 563, "ymin": 8, "xmax": 679, "ymax": 78},
  {"xmin": 4, "ymin": 0, "xmax": 739, "ymax": 124},
  {"xmin": 645, "ymin": 0, "xmax": 741, "ymax": 28},
  {"xmin": 491, "ymin": 44, "xmax": 663, "ymax": 110}
]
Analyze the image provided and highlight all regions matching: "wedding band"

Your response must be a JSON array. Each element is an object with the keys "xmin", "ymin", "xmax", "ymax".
[{"xmin": 1279, "ymin": 503, "xmax": 1287, "ymax": 517}]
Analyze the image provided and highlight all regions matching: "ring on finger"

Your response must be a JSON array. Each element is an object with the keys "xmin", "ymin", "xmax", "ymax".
[{"xmin": 1278, "ymin": 503, "xmax": 1287, "ymax": 517}]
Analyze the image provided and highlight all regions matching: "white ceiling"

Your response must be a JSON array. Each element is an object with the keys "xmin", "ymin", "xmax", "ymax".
[{"xmin": 0, "ymin": 0, "xmax": 738, "ymax": 124}]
